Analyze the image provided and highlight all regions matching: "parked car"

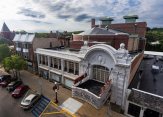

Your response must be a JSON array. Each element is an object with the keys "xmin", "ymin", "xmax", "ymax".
[
  {"xmin": 0, "ymin": 77, "xmax": 18, "ymax": 87},
  {"xmin": 7, "ymin": 80, "xmax": 22, "ymax": 92},
  {"xmin": 12, "ymin": 85, "xmax": 29, "ymax": 98},
  {"xmin": 0, "ymin": 75, "xmax": 11, "ymax": 83},
  {"xmin": 20, "ymin": 94, "xmax": 41, "ymax": 109},
  {"xmin": 0, "ymin": 80, "xmax": 11, "ymax": 87}
]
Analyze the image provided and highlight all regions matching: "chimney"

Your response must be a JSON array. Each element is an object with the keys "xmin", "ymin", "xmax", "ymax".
[
  {"xmin": 91, "ymin": 18, "xmax": 95, "ymax": 28},
  {"xmin": 123, "ymin": 15, "xmax": 139, "ymax": 23},
  {"xmin": 99, "ymin": 17, "xmax": 114, "ymax": 28}
]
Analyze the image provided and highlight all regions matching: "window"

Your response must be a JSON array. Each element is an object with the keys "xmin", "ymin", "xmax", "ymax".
[
  {"xmin": 45, "ymin": 56, "xmax": 48, "ymax": 66},
  {"xmin": 128, "ymin": 103, "xmax": 141, "ymax": 117},
  {"xmin": 23, "ymin": 43, "xmax": 28, "ymax": 49},
  {"xmin": 92, "ymin": 65, "xmax": 110, "ymax": 82},
  {"xmin": 64, "ymin": 60, "xmax": 67, "ymax": 71},
  {"xmin": 75, "ymin": 63, "xmax": 79, "ymax": 75},
  {"xmin": 42, "ymin": 56, "xmax": 45, "ymax": 65},
  {"xmin": 58, "ymin": 59, "xmax": 61, "ymax": 70},
  {"xmin": 50, "ymin": 42, "xmax": 52, "ymax": 48},
  {"xmin": 39, "ymin": 55, "xmax": 41, "ymax": 64},
  {"xmin": 69, "ymin": 61, "xmax": 74, "ymax": 74},
  {"xmin": 54, "ymin": 58, "xmax": 58, "ymax": 68},
  {"xmin": 50, "ymin": 57, "xmax": 53, "ymax": 67}
]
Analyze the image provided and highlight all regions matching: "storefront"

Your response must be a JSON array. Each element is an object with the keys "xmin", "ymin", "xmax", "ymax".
[
  {"xmin": 49, "ymin": 72, "xmax": 61, "ymax": 83},
  {"xmin": 39, "ymin": 68, "xmax": 49, "ymax": 79},
  {"xmin": 64, "ymin": 77, "xmax": 74, "ymax": 88}
]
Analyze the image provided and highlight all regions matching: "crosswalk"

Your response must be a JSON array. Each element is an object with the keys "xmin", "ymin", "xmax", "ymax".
[{"xmin": 32, "ymin": 95, "xmax": 50, "ymax": 117}]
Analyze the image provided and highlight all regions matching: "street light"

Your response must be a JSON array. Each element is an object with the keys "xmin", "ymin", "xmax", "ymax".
[{"xmin": 53, "ymin": 82, "xmax": 59, "ymax": 103}]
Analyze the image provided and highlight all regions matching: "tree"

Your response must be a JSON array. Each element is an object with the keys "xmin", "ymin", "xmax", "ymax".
[
  {"xmin": 3, "ymin": 55, "xmax": 27, "ymax": 79},
  {"xmin": 145, "ymin": 28, "xmax": 163, "ymax": 52},
  {"xmin": 0, "ymin": 44, "xmax": 11, "ymax": 63}
]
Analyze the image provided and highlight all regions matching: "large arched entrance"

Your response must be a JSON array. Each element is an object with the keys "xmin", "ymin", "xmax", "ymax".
[{"xmin": 72, "ymin": 44, "xmax": 117, "ymax": 109}]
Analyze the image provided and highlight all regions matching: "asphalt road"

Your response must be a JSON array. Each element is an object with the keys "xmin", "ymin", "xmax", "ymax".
[{"xmin": 0, "ymin": 86, "xmax": 33, "ymax": 117}]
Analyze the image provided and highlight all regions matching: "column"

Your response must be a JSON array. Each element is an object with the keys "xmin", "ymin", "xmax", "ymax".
[
  {"xmin": 124, "ymin": 101, "xmax": 129, "ymax": 115},
  {"xmin": 139, "ymin": 108, "xmax": 145, "ymax": 117},
  {"xmin": 61, "ymin": 59, "xmax": 64, "ymax": 84},
  {"xmin": 48, "ymin": 56, "xmax": 50, "ymax": 80},
  {"xmin": 37, "ymin": 54, "xmax": 40, "ymax": 66},
  {"xmin": 48, "ymin": 56, "xmax": 50, "ymax": 67}
]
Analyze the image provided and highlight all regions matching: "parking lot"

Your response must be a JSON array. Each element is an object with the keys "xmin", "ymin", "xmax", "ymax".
[{"xmin": 0, "ymin": 86, "xmax": 33, "ymax": 117}]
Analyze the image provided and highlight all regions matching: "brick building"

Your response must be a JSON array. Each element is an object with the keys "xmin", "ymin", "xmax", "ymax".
[
  {"xmin": 71, "ymin": 15, "xmax": 147, "ymax": 53},
  {"xmin": 13, "ymin": 33, "xmax": 60, "ymax": 72}
]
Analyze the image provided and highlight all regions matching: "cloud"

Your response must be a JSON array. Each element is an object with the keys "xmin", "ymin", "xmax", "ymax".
[
  {"xmin": 17, "ymin": 8, "xmax": 45, "ymax": 19},
  {"xmin": 21, "ymin": 20, "xmax": 52, "ymax": 24},
  {"xmin": 56, "ymin": 14, "xmax": 72, "ymax": 19},
  {"xmin": 1, "ymin": 0, "xmax": 163, "ymax": 32},
  {"xmin": 74, "ymin": 14, "xmax": 93, "ymax": 22}
]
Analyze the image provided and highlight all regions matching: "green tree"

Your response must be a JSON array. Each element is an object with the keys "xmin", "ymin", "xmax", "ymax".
[
  {"xmin": 3, "ymin": 55, "xmax": 27, "ymax": 79},
  {"xmin": 145, "ymin": 28, "xmax": 163, "ymax": 52},
  {"xmin": 0, "ymin": 44, "xmax": 11, "ymax": 63}
]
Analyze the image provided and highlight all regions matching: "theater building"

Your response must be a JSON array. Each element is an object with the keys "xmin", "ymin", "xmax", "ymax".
[{"xmin": 34, "ymin": 15, "xmax": 163, "ymax": 117}]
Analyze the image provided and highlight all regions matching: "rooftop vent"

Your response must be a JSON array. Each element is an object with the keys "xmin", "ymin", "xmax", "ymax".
[
  {"xmin": 123, "ymin": 15, "xmax": 139, "ymax": 23},
  {"xmin": 99, "ymin": 17, "xmax": 114, "ymax": 26}
]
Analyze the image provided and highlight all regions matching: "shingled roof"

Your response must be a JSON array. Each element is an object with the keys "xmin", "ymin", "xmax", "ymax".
[{"xmin": 1, "ymin": 22, "xmax": 10, "ymax": 32}]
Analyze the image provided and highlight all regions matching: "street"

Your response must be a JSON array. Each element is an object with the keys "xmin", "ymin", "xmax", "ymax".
[{"xmin": 0, "ymin": 86, "xmax": 33, "ymax": 117}]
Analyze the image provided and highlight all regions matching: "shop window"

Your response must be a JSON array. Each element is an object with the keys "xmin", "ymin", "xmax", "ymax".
[{"xmin": 128, "ymin": 103, "xmax": 141, "ymax": 117}]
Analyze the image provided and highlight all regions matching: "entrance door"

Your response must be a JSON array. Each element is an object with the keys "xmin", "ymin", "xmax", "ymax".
[{"xmin": 143, "ymin": 109, "xmax": 159, "ymax": 117}]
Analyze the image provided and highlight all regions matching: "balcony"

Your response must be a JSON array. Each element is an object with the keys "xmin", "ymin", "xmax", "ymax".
[
  {"xmin": 72, "ymin": 77, "xmax": 112, "ymax": 109},
  {"xmin": 23, "ymin": 48, "xmax": 29, "ymax": 53},
  {"xmin": 16, "ymin": 47, "xmax": 21, "ymax": 51}
]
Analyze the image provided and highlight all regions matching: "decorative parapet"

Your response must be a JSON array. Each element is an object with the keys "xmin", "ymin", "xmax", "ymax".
[
  {"xmin": 72, "ymin": 79, "xmax": 112, "ymax": 109},
  {"xmin": 79, "ymin": 41, "xmax": 89, "ymax": 54},
  {"xmin": 116, "ymin": 43, "xmax": 131, "ymax": 65}
]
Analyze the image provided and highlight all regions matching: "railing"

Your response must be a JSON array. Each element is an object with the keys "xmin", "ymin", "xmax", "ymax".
[
  {"xmin": 72, "ymin": 79, "xmax": 112, "ymax": 109},
  {"xmin": 74, "ymin": 73, "xmax": 87, "ymax": 84}
]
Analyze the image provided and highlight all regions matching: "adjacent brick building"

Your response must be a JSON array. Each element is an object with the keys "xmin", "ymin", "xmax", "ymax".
[{"xmin": 13, "ymin": 33, "xmax": 60, "ymax": 72}]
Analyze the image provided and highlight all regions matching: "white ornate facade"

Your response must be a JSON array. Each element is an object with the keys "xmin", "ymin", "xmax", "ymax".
[{"xmin": 35, "ymin": 43, "xmax": 133, "ymax": 110}]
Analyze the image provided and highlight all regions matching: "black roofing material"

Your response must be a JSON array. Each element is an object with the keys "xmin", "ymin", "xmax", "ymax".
[{"xmin": 77, "ymin": 80, "xmax": 104, "ymax": 96}]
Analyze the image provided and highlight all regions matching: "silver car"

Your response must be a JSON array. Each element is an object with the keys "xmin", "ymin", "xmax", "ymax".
[{"xmin": 20, "ymin": 94, "xmax": 41, "ymax": 109}]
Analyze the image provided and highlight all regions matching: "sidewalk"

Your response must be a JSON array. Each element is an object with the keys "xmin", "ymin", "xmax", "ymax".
[{"xmin": 19, "ymin": 70, "xmax": 125, "ymax": 117}]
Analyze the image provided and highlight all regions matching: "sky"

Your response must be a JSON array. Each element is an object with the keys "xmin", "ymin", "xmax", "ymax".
[{"xmin": 0, "ymin": 0, "xmax": 163, "ymax": 32}]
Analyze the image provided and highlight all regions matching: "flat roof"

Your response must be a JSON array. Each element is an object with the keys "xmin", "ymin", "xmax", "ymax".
[
  {"xmin": 128, "ymin": 56, "xmax": 163, "ymax": 96},
  {"xmin": 144, "ymin": 51, "xmax": 163, "ymax": 56}
]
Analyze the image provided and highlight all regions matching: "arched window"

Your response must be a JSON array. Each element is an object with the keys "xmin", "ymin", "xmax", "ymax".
[{"xmin": 92, "ymin": 65, "xmax": 110, "ymax": 83}]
